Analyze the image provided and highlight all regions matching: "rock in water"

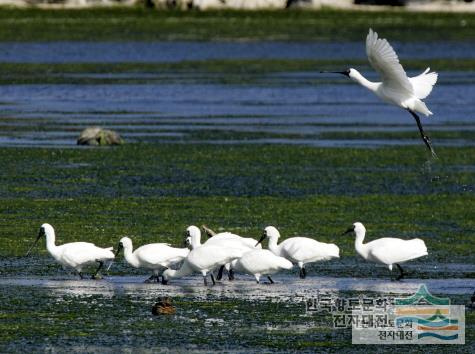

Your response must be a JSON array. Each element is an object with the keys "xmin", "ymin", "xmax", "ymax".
[{"xmin": 77, "ymin": 127, "xmax": 123, "ymax": 146}]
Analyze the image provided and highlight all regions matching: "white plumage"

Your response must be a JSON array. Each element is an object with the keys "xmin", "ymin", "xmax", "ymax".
[
  {"xmin": 186, "ymin": 225, "xmax": 260, "ymax": 251},
  {"xmin": 162, "ymin": 244, "xmax": 245, "ymax": 286},
  {"xmin": 26, "ymin": 223, "xmax": 115, "ymax": 279},
  {"xmin": 365, "ymin": 28, "xmax": 438, "ymax": 116},
  {"xmin": 205, "ymin": 231, "xmax": 259, "ymax": 250},
  {"xmin": 231, "ymin": 249, "xmax": 293, "ymax": 284},
  {"xmin": 327, "ymin": 28, "xmax": 438, "ymax": 156},
  {"xmin": 185, "ymin": 225, "xmax": 261, "ymax": 280},
  {"xmin": 409, "ymin": 68, "xmax": 438, "ymax": 100},
  {"xmin": 257, "ymin": 226, "xmax": 340, "ymax": 278},
  {"xmin": 115, "ymin": 237, "xmax": 189, "ymax": 283},
  {"xmin": 344, "ymin": 222, "xmax": 428, "ymax": 280}
]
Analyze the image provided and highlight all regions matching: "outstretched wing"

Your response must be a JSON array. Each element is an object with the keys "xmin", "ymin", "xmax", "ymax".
[
  {"xmin": 366, "ymin": 28, "xmax": 413, "ymax": 95},
  {"xmin": 409, "ymin": 68, "xmax": 438, "ymax": 99}
]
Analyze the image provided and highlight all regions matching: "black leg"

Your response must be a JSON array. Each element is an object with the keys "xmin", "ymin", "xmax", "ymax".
[
  {"xmin": 302, "ymin": 267, "xmax": 306, "ymax": 279},
  {"xmin": 267, "ymin": 276, "xmax": 274, "ymax": 284},
  {"xmin": 161, "ymin": 277, "xmax": 168, "ymax": 285},
  {"xmin": 144, "ymin": 274, "xmax": 158, "ymax": 283},
  {"xmin": 408, "ymin": 110, "xmax": 437, "ymax": 157},
  {"xmin": 299, "ymin": 267, "xmax": 306, "ymax": 279},
  {"xmin": 396, "ymin": 264, "xmax": 405, "ymax": 281},
  {"xmin": 228, "ymin": 268, "xmax": 235, "ymax": 281},
  {"xmin": 79, "ymin": 272, "xmax": 84, "ymax": 279},
  {"xmin": 92, "ymin": 261, "xmax": 104, "ymax": 279},
  {"xmin": 217, "ymin": 265, "xmax": 225, "ymax": 281},
  {"xmin": 210, "ymin": 273, "xmax": 216, "ymax": 285},
  {"xmin": 203, "ymin": 275, "xmax": 208, "ymax": 286}
]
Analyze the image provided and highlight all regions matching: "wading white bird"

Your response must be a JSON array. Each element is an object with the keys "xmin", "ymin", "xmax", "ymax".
[
  {"xmin": 26, "ymin": 223, "xmax": 115, "ymax": 279},
  {"xmin": 113, "ymin": 237, "xmax": 189, "ymax": 284},
  {"xmin": 201, "ymin": 225, "xmax": 260, "ymax": 249},
  {"xmin": 185, "ymin": 225, "xmax": 260, "ymax": 280},
  {"xmin": 256, "ymin": 226, "xmax": 340, "ymax": 278},
  {"xmin": 343, "ymin": 222, "xmax": 428, "ymax": 280},
  {"xmin": 162, "ymin": 245, "xmax": 245, "ymax": 286},
  {"xmin": 231, "ymin": 249, "xmax": 293, "ymax": 284},
  {"xmin": 324, "ymin": 28, "xmax": 438, "ymax": 156}
]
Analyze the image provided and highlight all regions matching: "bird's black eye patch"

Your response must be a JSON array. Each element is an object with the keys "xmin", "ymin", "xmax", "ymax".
[{"xmin": 345, "ymin": 69, "xmax": 351, "ymax": 77}]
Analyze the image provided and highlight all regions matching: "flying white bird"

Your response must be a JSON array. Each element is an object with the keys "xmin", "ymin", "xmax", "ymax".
[
  {"xmin": 256, "ymin": 226, "xmax": 340, "ymax": 278},
  {"xmin": 343, "ymin": 222, "xmax": 428, "ymax": 280},
  {"xmin": 231, "ymin": 249, "xmax": 293, "ymax": 284},
  {"xmin": 112, "ymin": 237, "xmax": 189, "ymax": 283},
  {"xmin": 26, "ymin": 223, "xmax": 115, "ymax": 279},
  {"xmin": 324, "ymin": 28, "xmax": 438, "ymax": 156},
  {"xmin": 185, "ymin": 225, "xmax": 260, "ymax": 280},
  {"xmin": 162, "ymin": 245, "xmax": 244, "ymax": 286}
]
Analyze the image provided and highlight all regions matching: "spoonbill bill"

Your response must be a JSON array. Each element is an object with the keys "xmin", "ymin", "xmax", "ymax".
[
  {"xmin": 26, "ymin": 223, "xmax": 115, "ymax": 279},
  {"xmin": 324, "ymin": 28, "xmax": 438, "ymax": 156},
  {"xmin": 256, "ymin": 226, "xmax": 339, "ymax": 278},
  {"xmin": 113, "ymin": 237, "xmax": 189, "ymax": 283},
  {"xmin": 343, "ymin": 222, "xmax": 428, "ymax": 280}
]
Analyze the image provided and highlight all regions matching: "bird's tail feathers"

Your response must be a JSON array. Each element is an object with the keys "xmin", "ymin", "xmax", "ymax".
[
  {"xmin": 278, "ymin": 257, "xmax": 293, "ymax": 270},
  {"xmin": 413, "ymin": 100, "xmax": 433, "ymax": 117}
]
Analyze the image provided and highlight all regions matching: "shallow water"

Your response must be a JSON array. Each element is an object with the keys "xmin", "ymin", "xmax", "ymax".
[
  {"xmin": 0, "ymin": 273, "xmax": 472, "ymax": 352},
  {"xmin": 2, "ymin": 274, "xmax": 474, "ymax": 296},
  {"xmin": 1, "ymin": 41, "xmax": 474, "ymax": 63},
  {"xmin": 1, "ymin": 40, "xmax": 474, "ymax": 351},
  {"xmin": 0, "ymin": 40, "xmax": 474, "ymax": 148},
  {"xmin": 0, "ymin": 72, "xmax": 475, "ymax": 148}
]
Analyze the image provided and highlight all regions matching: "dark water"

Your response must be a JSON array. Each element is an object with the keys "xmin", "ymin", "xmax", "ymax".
[
  {"xmin": 1, "ymin": 72, "xmax": 475, "ymax": 147},
  {"xmin": 0, "ymin": 41, "xmax": 474, "ymax": 148},
  {"xmin": 0, "ymin": 41, "xmax": 474, "ymax": 63}
]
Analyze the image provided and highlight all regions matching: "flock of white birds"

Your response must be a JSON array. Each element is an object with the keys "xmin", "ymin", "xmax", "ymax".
[
  {"xmin": 26, "ymin": 222, "xmax": 428, "ymax": 285},
  {"xmin": 25, "ymin": 28, "xmax": 433, "ymax": 285}
]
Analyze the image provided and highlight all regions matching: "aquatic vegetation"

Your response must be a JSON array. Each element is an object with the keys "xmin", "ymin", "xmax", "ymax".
[
  {"xmin": 0, "ymin": 144, "xmax": 474, "ymax": 268},
  {"xmin": 0, "ymin": 8, "xmax": 474, "ymax": 42},
  {"xmin": 1, "ymin": 58, "xmax": 475, "ymax": 86},
  {"xmin": 0, "ymin": 9, "xmax": 473, "ymax": 349},
  {"xmin": 0, "ymin": 281, "xmax": 471, "ymax": 352}
]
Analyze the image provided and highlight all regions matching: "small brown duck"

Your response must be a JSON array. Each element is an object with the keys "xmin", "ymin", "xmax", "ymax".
[{"xmin": 152, "ymin": 297, "xmax": 176, "ymax": 315}]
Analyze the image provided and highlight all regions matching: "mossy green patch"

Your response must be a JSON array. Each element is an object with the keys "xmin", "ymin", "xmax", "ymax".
[
  {"xmin": 0, "ymin": 143, "xmax": 474, "ymax": 267},
  {"xmin": 0, "ymin": 285, "xmax": 470, "ymax": 352},
  {"xmin": 0, "ymin": 58, "xmax": 474, "ymax": 85},
  {"xmin": 0, "ymin": 8, "xmax": 474, "ymax": 42}
]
